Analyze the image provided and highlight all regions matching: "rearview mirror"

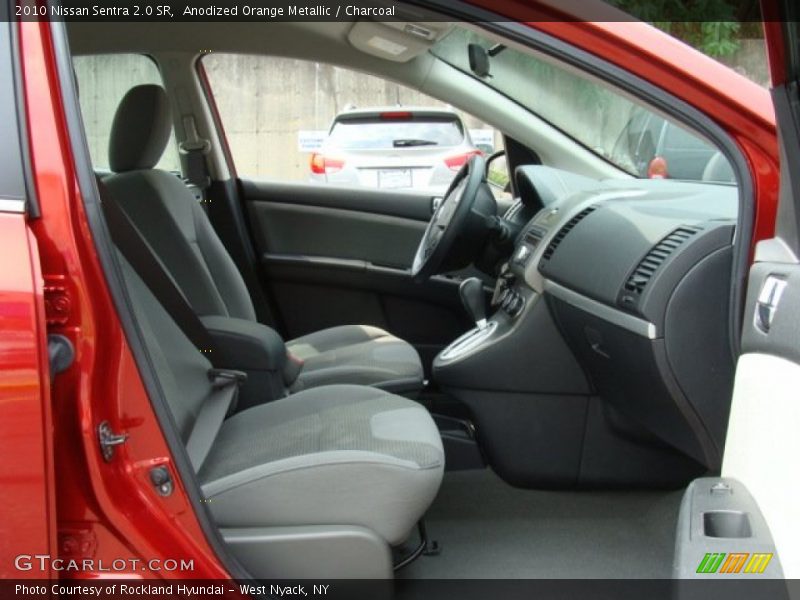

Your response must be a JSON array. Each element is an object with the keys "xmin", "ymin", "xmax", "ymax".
[{"xmin": 468, "ymin": 44, "xmax": 491, "ymax": 78}]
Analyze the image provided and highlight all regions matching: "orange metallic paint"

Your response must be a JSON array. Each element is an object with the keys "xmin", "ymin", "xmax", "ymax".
[{"xmin": 0, "ymin": 214, "xmax": 55, "ymax": 579}]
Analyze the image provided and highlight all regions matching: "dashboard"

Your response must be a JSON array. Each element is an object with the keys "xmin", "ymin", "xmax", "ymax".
[
  {"xmin": 510, "ymin": 166, "xmax": 738, "ymax": 468},
  {"xmin": 511, "ymin": 166, "xmax": 737, "ymax": 326},
  {"xmin": 434, "ymin": 165, "xmax": 739, "ymax": 487}
]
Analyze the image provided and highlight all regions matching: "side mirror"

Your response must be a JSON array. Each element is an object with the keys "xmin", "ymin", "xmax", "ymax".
[{"xmin": 485, "ymin": 150, "xmax": 511, "ymax": 194}]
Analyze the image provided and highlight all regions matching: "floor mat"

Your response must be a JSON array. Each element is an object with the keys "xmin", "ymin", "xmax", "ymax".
[{"xmin": 398, "ymin": 468, "xmax": 684, "ymax": 579}]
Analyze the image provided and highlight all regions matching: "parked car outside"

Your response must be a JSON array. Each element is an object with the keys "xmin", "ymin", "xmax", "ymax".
[
  {"xmin": 611, "ymin": 107, "xmax": 733, "ymax": 182},
  {"xmin": 309, "ymin": 107, "xmax": 482, "ymax": 194}
]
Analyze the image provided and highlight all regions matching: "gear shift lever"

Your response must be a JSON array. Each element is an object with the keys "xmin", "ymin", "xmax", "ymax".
[{"xmin": 459, "ymin": 277, "xmax": 488, "ymax": 330}]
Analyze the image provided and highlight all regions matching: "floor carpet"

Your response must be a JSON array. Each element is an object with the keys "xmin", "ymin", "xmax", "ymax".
[{"xmin": 398, "ymin": 468, "xmax": 684, "ymax": 579}]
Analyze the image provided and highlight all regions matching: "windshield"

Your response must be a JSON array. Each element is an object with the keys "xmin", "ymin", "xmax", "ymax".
[
  {"xmin": 327, "ymin": 117, "xmax": 465, "ymax": 150},
  {"xmin": 431, "ymin": 28, "xmax": 728, "ymax": 181}
]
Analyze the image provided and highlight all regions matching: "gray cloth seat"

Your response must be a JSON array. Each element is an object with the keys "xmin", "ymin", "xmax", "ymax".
[
  {"xmin": 288, "ymin": 325, "xmax": 424, "ymax": 393},
  {"xmin": 119, "ymin": 252, "xmax": 444, "ymax": 546},
  {"xmin": 103, "ymin": 84, "xmax": 423, "ymax": 394},
  {"xmin": 199, "ymin": 385, "xmax": 443, "ymax": 544}
]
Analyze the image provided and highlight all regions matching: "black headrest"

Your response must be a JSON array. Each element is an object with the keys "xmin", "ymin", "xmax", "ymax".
[{"xmin": 109, "ymin": 84, "xmax": 171, "ymax": 173}]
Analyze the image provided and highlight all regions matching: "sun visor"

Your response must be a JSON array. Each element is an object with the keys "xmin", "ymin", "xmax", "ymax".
[{"xmin": 348, "ymin": 21, "xmax": 452, "ymax": 62}]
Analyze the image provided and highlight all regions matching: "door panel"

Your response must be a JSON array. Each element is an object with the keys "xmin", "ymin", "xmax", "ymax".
[
  {"xmin": 721, "ymin": 261, "xmax": 800, "ymax": 578},
  {"xmin": 250, "ymin": 202, "xmax": 426, "ymax": 268},
  {"xmin": 240, "ymin": 179, "xmax": 473, "ymax": 372},
  {"xmin": 695, "ymin": 15, "xmax": 800, "ymax": 580},
  {"xmin": 241, "ymin": 179, "xmax": 437, "ymax": 221},
  {"xmin": 671, "ymin": 250, "xmax": 798, "ymax": 582},
  {"xmin": 243, "ymin": 179, "xmax": 434, "ymax": 268}
]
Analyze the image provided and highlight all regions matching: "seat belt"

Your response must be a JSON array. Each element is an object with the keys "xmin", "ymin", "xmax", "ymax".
[
  {"xmin": 96, "ymin": 178, "xmax": 217, "ymax": 358},
  {"xmin": 185, "ymin": 369, "xmax": 246, "ymax": 471},
  {"xmin": 98, "ymin": 178, "xmax": 246, "ymax": 469},
  {"xmin": 179, "ymin": 115, "xmax": 211, "ymax": 204}
]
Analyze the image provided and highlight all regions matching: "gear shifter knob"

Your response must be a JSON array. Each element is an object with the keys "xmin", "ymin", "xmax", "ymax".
[{"xmin": 459, "ymin": 277, "xmax": 487, "ymax": 329}]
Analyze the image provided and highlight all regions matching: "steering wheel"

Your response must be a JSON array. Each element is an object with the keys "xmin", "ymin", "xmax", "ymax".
[{"xmin": 411, "ymin": 154, "xmax": 489, "ymax": 282}]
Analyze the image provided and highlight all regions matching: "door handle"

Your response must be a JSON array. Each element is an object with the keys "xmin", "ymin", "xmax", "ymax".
[{"xmin": 755, "ymin": 275, "xmax": 787, "ymax": 334}]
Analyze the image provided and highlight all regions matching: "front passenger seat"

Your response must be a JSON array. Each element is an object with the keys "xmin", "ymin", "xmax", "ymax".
[
  {"xmin": 117, "ymin": 250, "xmax": 444, "ymax": 576},
  {"xmin": 102, "ymin": 84, "xmax": 424, "ymax": 394}
]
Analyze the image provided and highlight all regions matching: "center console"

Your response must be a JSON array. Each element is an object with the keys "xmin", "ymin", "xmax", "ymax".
[
  {"xmin": 434, "ymin": 191, "xmax": 598, "ymax": 384},
  {"xmin": 431, "ymin": 196, "xmax": 599, "ymax": 487}
]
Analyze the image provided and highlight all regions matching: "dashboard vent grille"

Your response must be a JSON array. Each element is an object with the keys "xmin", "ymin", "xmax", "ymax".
[
  {"xmin": 623, "ymin": 227, "xmax": 698, "ymax": 295},
  {"xmin": 541, "ymin": 206, "xmax": 597, "ymax": 261}
]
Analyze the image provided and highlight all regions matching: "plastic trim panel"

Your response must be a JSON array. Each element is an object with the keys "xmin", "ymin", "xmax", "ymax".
[{"xmin": 544, "ymin": 279, "xmax": 657, "ymax": 339}]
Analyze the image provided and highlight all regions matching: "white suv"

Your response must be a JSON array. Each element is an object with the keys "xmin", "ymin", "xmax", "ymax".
[{"xmin": 309, "ymin": 107, "xmax": 482, "ymax": 194}]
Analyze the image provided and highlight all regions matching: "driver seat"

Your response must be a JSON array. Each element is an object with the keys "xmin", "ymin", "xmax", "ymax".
[{"xmin": 102, "ymin": 84, "xmax": 423, "ymax": 394}]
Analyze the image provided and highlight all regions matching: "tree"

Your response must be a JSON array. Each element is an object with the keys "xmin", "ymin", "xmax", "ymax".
[{"xmin": 609, "ymin": 0, "xmax": 761, "ymax": 58}]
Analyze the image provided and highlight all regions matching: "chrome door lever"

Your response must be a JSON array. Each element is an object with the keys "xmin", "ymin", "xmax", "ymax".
[{"xmin": 755, "ymin": 275, "xmax": 787, "ymax": 334}]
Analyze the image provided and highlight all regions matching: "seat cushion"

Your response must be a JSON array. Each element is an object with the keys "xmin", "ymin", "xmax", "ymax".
[
  {"xmin": 199, "ymin": 385, "xmax": 444, "ymax": 546},
  {"xmin": 287, "ymin": 325, "xmax": 424, "ymax": 393}
]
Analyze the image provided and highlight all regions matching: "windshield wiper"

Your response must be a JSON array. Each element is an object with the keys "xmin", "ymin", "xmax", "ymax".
[{"xmin": 393, "ymin": 139, "xmax": 438, "ymax": 147}]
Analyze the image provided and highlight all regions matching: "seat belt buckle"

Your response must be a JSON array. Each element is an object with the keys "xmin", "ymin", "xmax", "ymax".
[
  {"xmin": 208, "ymin": 368, "xmax": 248, "ymax": 389},
  {"xmin": 283, "ymin": 353, "xmax": 304, "ymax": 387}
]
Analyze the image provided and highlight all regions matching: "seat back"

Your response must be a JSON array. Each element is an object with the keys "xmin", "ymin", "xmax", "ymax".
[{"xmin": 103, "ymin": 85, "xmax": 256, "ymax": 321}]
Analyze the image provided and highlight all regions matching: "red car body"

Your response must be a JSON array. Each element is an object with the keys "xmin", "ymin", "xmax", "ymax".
[{"xmin": 0, "ymin": 6, "xmax": 783, "ymax": 582}]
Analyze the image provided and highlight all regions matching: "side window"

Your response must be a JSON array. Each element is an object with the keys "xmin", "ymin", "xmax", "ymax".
[
  {"xmin": 73, "ymin": 54, "xmax": 179, "ymax": 172},
  {"xmin": 663, "ymin": 122, "xmax": 714, "ymax": 151},
  {"xmin": 633, "ymin": 114, "xmax": 662, "ymax": 174},
  {"xmin": 201, "ymin": 54, "xmax": 504, "ymax": 196}
]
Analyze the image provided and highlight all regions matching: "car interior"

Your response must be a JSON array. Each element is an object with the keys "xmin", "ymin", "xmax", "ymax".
[{"xmin": 63, "ymin": 13, "xmax": 758, "ymax": 582}]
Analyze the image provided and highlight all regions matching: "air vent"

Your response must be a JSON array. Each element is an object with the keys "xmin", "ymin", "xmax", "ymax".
[
  {"xmin": 541, "ymin": 206, "xmax": 597, "ymax": 261},
  {"xmin": 623, "ymin": 227, "xmax": 699, "ymax": 296}
]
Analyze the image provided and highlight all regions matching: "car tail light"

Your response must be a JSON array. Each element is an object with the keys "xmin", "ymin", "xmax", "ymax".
[
  {"xmin": 310, "ymin": 153, "xmax": 345, "ymax": 175},
  {"xmin": 380, "ymin": 111, "xmax": 413, "ymax": 120},
  {"xmin": 444, "ymin": 150, "xmax": 482, "ymax": 171},
  {"xmin": 647, "ymin": 156, "xmax": 669, "ymax": 179}
]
